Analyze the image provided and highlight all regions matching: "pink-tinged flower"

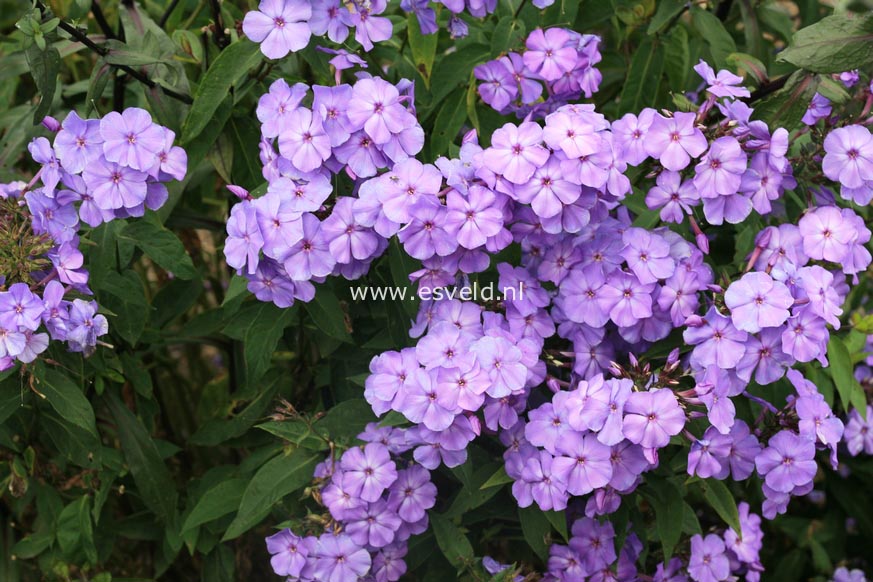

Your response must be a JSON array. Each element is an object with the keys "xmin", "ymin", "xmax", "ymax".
[
  {"xmin": 693, "ymin": 59, "xmax": 750, "ymax": 99},
  {"xmin": 799, "ymin": 265, "xmax": 843, "ymax": 328},
  {"xmin": 798, "ymin": 206, "xmax": 854, "ymax": 263},
  {"xmin": 755, "ymin": 430, "xmax": 817, "ymax": 493},
  {"xmin": 265, "ymin": 530, "xmax": 312, "ymax": 577},
  {"xmin": 471, "ymin": 335, "xmax": 527, "ymax": 397},
  {"xmin": 482, "ymin": 122, "xmax": 550, "ymax": 184},
  {"xmin": 644, "ymin": 111, "xmax": 708, "ymax": 171},
  {"xmin": 377, "ymin": 159, "xmax": 442, "ymax": 223},
  {"xmin": 99, "ymin": 107, "xmax": 165, "ymax": 171},
  {"xmin": 399, "ymin": 368, "xmax": 458, "ymax": 431},
  {"xmin": 444, "ymin": 186, "xmax": 504, "ymax": 249},
  {"xmin": 822, "ymin": 124, "xmax": 873, "ymax": 189},
  {"xmin": 517, "ymin": 450, "xmax": 569, "ymax": 511},
  {"xmin": 645, "ymin": 170, "xmax": 698, "ymax": 223},
  {"xmin": 344, "ymin": 500, "xmax": 402, "ymax": 548},
  {"xmin": 523, "ymin": 28, "xmax": 577, "ymax": 81},
  {"xmin": 0, "ymin": 284, "xmax": 43, "ymax": 331},
  {"xmin": 780, "ymin": 305, "xmax": 827, "ymax": 363},
  {"xmin": 542, "ymin": 109, "xmax": 604, "ymax": 159},
  {"xmin": 309, "ymin": 0, "xmax": 350, "ymax": 44},
  {"xmin": 514, "ymin": 158, "xmax": 580, "ymax": 218},
  {"xmin": 688, "ymin": 534, "xmax": 730, "ymax": 582},
  {"xmin": 243, "ymin": 0, "xmax": 312, "ymax": 59},
  {"xmin": 694, "ymin": 136, "xmax": 747, "ymax": 198},
  {"xmin": 622, "ymin": 388, "xmax": 685, "ymax": 449},
  {"xmin": 724, "ymin": 271, "xmax": 793, "ymax": 333},
  {"xmin": 683, "ymin": 307, "xmax": 748, "ymax": 369},
  {"xmin": 386, "ymin": 466, "xmax": 437, "ymax": 523},
  {"xmin": 282, "ymin": 213, "xmax": 336, "ymax": 280}
]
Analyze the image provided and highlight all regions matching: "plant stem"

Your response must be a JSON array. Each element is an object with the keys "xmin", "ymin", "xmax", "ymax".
[
  {"xmin": 208, "ymin": 0, "xmax": 229, "ymax": 49},
  {"xmin": 159, "ymin": 0, "xmax": 182, "ymax": 27},
  {"xmin": 90, "ymin": 0, "xmax": 116, "ymax": 39}
]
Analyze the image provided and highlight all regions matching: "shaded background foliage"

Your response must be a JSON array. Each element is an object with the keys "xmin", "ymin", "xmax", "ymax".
[{"xmin": 1, "ymin": 0, "xmax": 872, "ymax": 580}]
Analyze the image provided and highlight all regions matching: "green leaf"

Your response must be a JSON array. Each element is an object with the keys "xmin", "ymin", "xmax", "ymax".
[
  {"xmin": 0, "ymin": 374, "xmax": 23, "ymax": 426},
  {"xmin": 388, "ymin": 239, "xmax": 419, "ymax": 318},
  {"xmin": 36, "ymin": 367, "xmax": 98, "ymax": 439},
  {"xmin": 778, "ymin": 12, "xmax": 873, "ymax": 74},
  {"xmin": 121, "ymin": 220, "xmax": 197, "ymax": 279},
  {"xmin": 479, "ymin": 466, "xmax": 512, "ymax": 490},
  {"xmin": 24, "ymin": 43, "xmax": 60, "ymax": 124},
  {"xmin": 619, "ymin": 36, "xmax": 664, "ymax": 114},
  {"xmin": 827, "ymin": 336, "xmax": 867, "ymax": 416},
  {"xmin": 430, "ymin": 513, "xmax": 474, "ymax": 568},
  {"xmin": 408, "ymin": 13, "xmax": 438, "ymax": 81},
  {"xmin": 223, "ymin": 302, "xmax": 297, "ymax": 386},
  {"xmin": 518, "ymin": 506, "xmax": 551, "ymax": 561},
  {"xmin": 648, "ymin": 0, "xmax": 686, "ymax": 35},
  {"xmin": 182, "ymin": 478, "xmax": 247, "ymax": 532},
  {"xmin": 304, "ymin": 287, "xmax": 352, "ymax": 342},
  {"xmin": 544, "ymin": 510, "xmax": 568, "ymax": 542},
  {"xmin": 663, "ymin": 25, "xmax": 690, "ymax": 91},
  {"xmin": 751, "ymin": 70, "xmax": 819, "ymax": 132},
  {"xmin": 815, "ymin": 75, "xmax": 850, "ymax": 105},
  {"xmin": 491, "ymin": 16, "xmax": 526, "ymax": 57},
  {"xmin": 430, "ymin": 44, "xmax": 490, "ymax": 106},
  {"xmin": 646, "ymin": 478, "xmax": 684, "ymax": 560},
  {"xmin": 189, "ymin": 371, "xmax": 283, "ymax": 445},
  {"xmin": 98, "ymin": 270, "xmax": 150, "ymax": 346},
  {"xmin": 181, "ymin": 39, "xmax": 262, "ymax": 144},
  {"xmin": 223, "ymin": 449, "xmax": 320, "ymax": 540},
  {"xmin": 105, "ymin": 391, "xmax": 178, "ymax": 523},
  {"xmin": 428, "ymin": 88, "xmax": 468, "ymax": 159},
  {"xmin": 690, "ymin": 6, "xmax": 737, "ymax": 70},
  {"xmin": 698, "ymin": 478, "xmax": 742, "ymax": 533},
  {"xmin": 727, "ymin": 52, "xmax": 769, "ymax": 87},
  {"xmin": 57, "ymin": 496, "xmax": 96, "ymax": 563}
]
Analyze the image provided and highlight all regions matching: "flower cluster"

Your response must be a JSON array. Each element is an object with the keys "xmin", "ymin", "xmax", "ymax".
[
  {"xmin": 244, "ymin": 0, "xmax": 394, "ymax": 58},
  {"xmin": 475, "ymin": 27, "xmax": 602, "ymax": 118},
  {"xmin": 0, "ymin": 108, "xmax": 186, "ymax": 369},
  {"xmin": 223, "ymin": 75, "xmax": 424, "ymax": 305},
  {"xmin": 265, "ymin": 423, "xmax": 437, "ymax": 582},
  {"xmin": 248, "ymin": 48, "xmax": 873, "ymax": 582}
]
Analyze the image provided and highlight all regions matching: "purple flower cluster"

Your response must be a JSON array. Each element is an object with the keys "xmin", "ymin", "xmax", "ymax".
[
  {"xmin": 244, "ymin": 0, "xmax": 393, "ymax": 58},
  {"xmin": 223, "ymin": 76, "xmax": 423, "ymax": 306},
  {"xmin": 265, "ymin": 423, "xmax": 437, "ymax": 581},
  {"xmin": 0, "ymin": 109, "xmax": 186, "ymax": 369},
  {"xmin": 249, "ymin": 57, "xmax": 873, "ymax": 581},
  {"xmin": 475, "ymin": 27, "xmax": 602, "ymax": 118}
]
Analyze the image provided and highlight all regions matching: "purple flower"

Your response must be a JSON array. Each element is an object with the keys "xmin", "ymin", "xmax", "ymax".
[
  {"xmin": 99, "ymin": 108, "xmax": 165, "ymax": 172},
  {"xmin": 694, "ymin": 136, "xmax": 747, "ymax": 198},
  {"xmin": 599, "ymin": 271, "xmax": 655, "ymax": 327},
  {"xmin": 376, "ymin": 159, "xmax": 442, "ymax": 223},
  {"xmin": 724, "ymin": 272, "xmax": 794, "ymax": 333},
  {"xmin": 444, "ymin": 186, "xmax": 504, "ymax": 249},
  {"xmin": 83, "ymin": 158, "xmax": 148, "ymax": 210},
  {"xmin": 371, "ymin": 543, "xmax": 408, "ymax": 582},
  {"xmin": 755, "ymin": 430, "xmax": 817, "ymax": 493},
  {"xmin": 683, "ymin": 307, "xmax": 748, "ymax": 369},
  {"xmin": 257, "ymin": 80, "xmax": 308, "ymax": 140},
  {"xmin": 386, "ymin": 466, "xmax": 436, "ymax": 522},
  {"xmin": 552, "ymin": 431, "xmax": 613, "ymax": 495},
  {"xmin": 224, "ymin": 202, "xmax": 263, "ymax": 275},
  {"xmin": 524, "ymin": 28, "xmax": 577, "ymax": 81},
  {"xmin": 243, "ymin": 0, "xmax": 312, "ymax": 59},
  {"xmin": 781, "ymin": 305, "xmax": 828, "ymax": 363},
  {"xmin": 688, "ymin": 534, "xmax": 730, "ymax": 582},
  {"xmin": 482, "ymin": 122, "xmax": 550, "ymax": 184},
  {"xmin": 66, "ymin": 299, "xmax": 109, "ymax": 353},
  {"xmin": 516, "ymin": 450, "xmax": 568, "ymax": 510},
  {"xmin": 347, "ymin": 78, "xmax": 412, "ymax": 145},
  {"xmin": 278, "ymin": 108, "xmax": 332, "ymax": 173},
  {"xmin": 844, "ymin": 405, "xmax": 873, "ymax": 456},
  {"xmin": 687, "ymin": 426, "xmax": 732, "ymax": 478},
  {"xmin": 0, "ymin": 283, "xmax": 44, "ymax": 331},
  {"xmin": 514, "ymin": 158, "xmax": 580, "ymax": 218},
  {"xmin": 265, "ymin": 529, "xmax": 312, "ymax": 577},
  {"xmin": 345, "ymin": 500, "xmax": 402, "ymax": 548},
  {"xmin": 475, "ymin": 60, "xmax": 518, "ymax": 111},
  {"xmin": 54, "ymin": 111, "xmax": 103, "ymax": 174},
  {"xmin": 622, "ymin": 388, "xmax": 685, "ymax": 449},
  {"xmin": 645, "ymin": 170, "xmax": 698, "ymax": 223},
  {"xmin": 569, "ymin": 518, "xmax": 616, "ymax": 572},
  {"xmin": 823, "ymin": 125, "xmax": 873, "ymax": 189},
  {"xmin": 832, "ymin": 567, "xmax": 867, "ymax": 582},
  {"xmin": 347, "ymin": 0, "xmax": 392, "ymax": 51},
  {"xmin": 621, "ymin": 228, "xmax": 675, "ymax": 284},
  {"xmin": 398, "ymin": 368, "xmax": 458, "ymax": 430},
  {"xmin": 312, "ymin": 534, "xmax": 371, "ymax": 582},
  {"xmin": 612, "ymin": 109, "xmax": 654, "ymax": 166},
  {"xmin": 0, "ymin": 327, "xmax": 26, "ymax": 359},
  {"xmin": 309, "ymin": 0, "xmax": 350, "ymax": 43},
  {"xmin": 802, "ymin": 93, "xmax": 832, "ymax": 125},
  {"xmin": 322, "ymin": 197, "xmax": 381, "ymax": 263},
  {"xmin": 693, "ymin": 59, "xmax": 751, "ymax": 99},
  {"xmin": 644, "ymin": 112, "xmax": 708, "ymax": 171},
  {"xmin": 340, "ymin": 442, "xmax": 398, "ymax": 502}
]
